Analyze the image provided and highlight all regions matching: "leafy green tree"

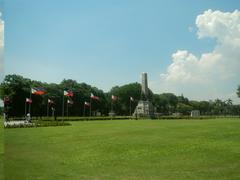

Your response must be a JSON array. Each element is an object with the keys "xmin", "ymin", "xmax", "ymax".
[
  {"xmin": 225, "ymin": 99, "xmax": 233, "ymax": 115},
  {"xmin": 189, "ymin": 100, "xmax": 200, "ymax": 110},
  {"xmin": 199, "ymin": 101, "xmax": 211, "ymax": 115},
  {"xmin": 177, "ymin": 94, "xmax": 189, "ymax": 104},
  {"xmin": 1, "ymin": 74, "xmax": 238, "ymax": 117},
  {"xmin": 109, "ymin": 83, "xmax": 141, "ymax": 115},
  {"xmin": 232, "ymin": 105, "xmax": 240, "ymax": 115},
  {"xmin": 0, "ymin": 75, "xmax": 109, "ymax": 117},
  {"xmin": 237, "ymin": 85, "xmax": 240, "ymax": 98},
  {"xmin": 0, "ymin": 106, "xmax": 3, "ymax": 114},
  {"xmin": 59, "ymin": 79, "xmax": 107, "ymax": 116},
  {"xmin": 152, "ymin": 94, "xmax": 168, "ymax": 114},
  {"xmin": 153, "ymin": 93, "xmax": 178, "ymax": 115},
  {"xmin": 0, "ymin": 74, "xmax": 31, "ymax": 116},
  {"xmin": 176, "ymin": 103, "xmax": 193, "ymax": 115},
  {"xmin": 212, "ymin": 99, "xmax": 225, "ymax": 115},
  {"xmin": 161, "ymin": 93, "xmax": 178, "ymax": 114}
]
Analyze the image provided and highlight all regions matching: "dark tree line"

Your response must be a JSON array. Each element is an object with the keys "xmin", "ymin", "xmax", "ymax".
[
  {"xmin": 0, "ymin": 75, "xmax": 107, "ymax": 117},
  {"xmin": 1, "ymin": 74, "xmax": 240, "ymax": 117},
  {"xmin": 237, "ymin": 85, "xmax": 240, "ymax": 98}
]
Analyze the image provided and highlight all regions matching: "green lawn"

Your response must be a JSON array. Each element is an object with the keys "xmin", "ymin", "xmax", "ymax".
[
  {"xmin": 4, "ymin": 119, "xmax": 240, "ymax": 180},
  {"xmin": 0, "ymin": 118, "xmax": 3, "ymax": 180}
]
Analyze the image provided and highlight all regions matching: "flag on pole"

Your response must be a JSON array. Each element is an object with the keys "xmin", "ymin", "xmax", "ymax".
[
  {"xmin": 26, "ymin": 98, "xmax": 32, "ymax": 104},
  {"xmin": 48, "ymin": 99, "xmax": 54, "ymax": 104},
  {"xmin": 111, "ymin": 95, "xmax": 117, "ymax": 101},
  {"xmin": 84, "ymin": 101, "xmax": 90, "ymax": 107},
  {"xmin": 90, "ymin": 93, "xmax": 99, "ymax": 100},
  {"xmin": 130, "ymin": 97, "xmax": 134, "ymax": 101},
  {"xmin": 4, "ymin": 96, "xmax": 10, "ymax": 103},
  {"xmin": 64, "ymin": 90, "xmax": 73, "ymax": 97},
  {"xmin": 67, "ymin": 99, "xmax": 74, "ymax": 104},
  {"xmin": 31, "ymin": 88, "xmax": 45, "ymax": 95}
]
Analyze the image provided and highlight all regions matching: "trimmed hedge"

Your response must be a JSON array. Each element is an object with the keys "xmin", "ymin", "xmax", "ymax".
[
  {"xmin": 5, "ymin": 115, "xmax": 240, "ymax": 123},
  {"xmin": 4, "ymin": 121, "xmax": 71, "ymax": 128},
  {"xmin": 32, "ymin": 116, "xmax": 132, "ymax": 122}
]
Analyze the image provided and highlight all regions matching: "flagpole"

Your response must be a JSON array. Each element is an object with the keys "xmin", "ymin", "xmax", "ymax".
[
  {"xmin": 67, "ymin": 100, "xmax": 69, "ymax": 118},
  {"xmin": 29, "ymin": 88, "xmax": 32, "ymax": 116},
  {"xmin": 111, "ymin": 100, "xmax": 113, "ymax": 114},
  {"xmin": 130, "ymin": 98, "xmax": 132, "ymax": 116},
  {"xmin": 25, "ymin": 101, "xmax": 27, "ymax": 117},
  {"xmin": 111, "ymin": 99, "xmax": 113, "ymax": 120},
  {"xmin": 83, "ymin": 103, "xmax": 86, "ymax": 117},
  {"xmin": 47, "ymin": 101, "xmax": 49, "ymax": 117},
  {"xmin": 90, "ymin": 98, "xmax": 92, "ymax": 117},
  {"xmin": 62, "ymin": 93, "xmax": 64, "ymax": 122}
]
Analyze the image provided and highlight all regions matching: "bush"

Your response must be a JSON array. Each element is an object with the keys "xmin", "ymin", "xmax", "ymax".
[{"xmin": 4, "ymin": 121, "xmax": 71, "ymax": 129}]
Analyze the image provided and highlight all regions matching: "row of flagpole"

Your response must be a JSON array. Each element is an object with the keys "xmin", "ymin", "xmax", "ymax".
[{"xmin": 24, "ymin": 88, "xmax": 135, "ymax": 120}]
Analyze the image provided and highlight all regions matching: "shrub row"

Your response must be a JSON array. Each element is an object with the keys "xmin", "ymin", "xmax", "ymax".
[
  {"xmin": 5, "ymin": 115, "xmax": 240, "ymax": 123},
  {"xmin": 4, "ymin": 121, "xmax": 71, "ymax": 129}
]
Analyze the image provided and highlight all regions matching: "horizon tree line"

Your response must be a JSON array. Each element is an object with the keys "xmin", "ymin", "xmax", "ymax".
[{"xmin": 1, "ymin": 74, "xmax": 240, "ymax": 117}]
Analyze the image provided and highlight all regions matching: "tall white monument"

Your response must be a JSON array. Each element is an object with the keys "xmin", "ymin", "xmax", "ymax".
[
  {"xmin": 133, "ymin": 72, "xmax": 155, "ymax": 118},
  {"xmin": 141, "ymin": 72, "xmax": 148, "ymax": 99}
]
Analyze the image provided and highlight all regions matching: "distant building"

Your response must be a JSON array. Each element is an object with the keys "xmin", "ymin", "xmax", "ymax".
[
  {"xmin": 108, "ymin": 111, "xmax": 115, "ymax": 117},
  {"xmin": 191, "ymin": 110, "xmax": 200, "ymax": 117},
  {"xmin": 172, "ymin": 112, "xmax": 182, "ymax": 117}
]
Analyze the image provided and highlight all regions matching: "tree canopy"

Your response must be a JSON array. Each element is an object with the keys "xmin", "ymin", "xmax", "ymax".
[
  {"xmin": 237, "ymin": 85, "xmax": 240, "ymax": 98},
  {"xmin": 1, "ymin": 74, "xmax": 240, "ymax": 117}
]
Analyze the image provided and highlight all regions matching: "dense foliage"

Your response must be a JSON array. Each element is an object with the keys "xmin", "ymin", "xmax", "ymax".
[
  {"xmin": 0, "ymin": 75, "xmax": 107, "ymax": 117},
  {"xmin": 1, "ymin": 74, "xmax": 240, "ymax": 117},
  {"xmin": 237, "ymin": 85, "xmax": 240, "ymax": 98}
]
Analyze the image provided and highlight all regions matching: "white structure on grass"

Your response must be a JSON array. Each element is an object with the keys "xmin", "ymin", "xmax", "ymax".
[
  {"xmin": 133, "ymin": 73, "xmax": 155, "ymax": 118},
  {"xmin": 191, "ymin": 110, "xmax": 200, "ymax": 117}
]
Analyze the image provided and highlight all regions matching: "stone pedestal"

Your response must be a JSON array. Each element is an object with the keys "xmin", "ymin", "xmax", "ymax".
[{"xmin": 133, "ymin": 100, "xmax": 155, "ymax": 118}]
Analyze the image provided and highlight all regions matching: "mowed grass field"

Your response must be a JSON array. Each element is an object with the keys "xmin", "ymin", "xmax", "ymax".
[
  {"xmin": 0, "ymin": 118, "xmax": 3, "ymax": 180},
  {"xmin": 4, "ymin": 119, "xmax": 240, "ymax": 180}
]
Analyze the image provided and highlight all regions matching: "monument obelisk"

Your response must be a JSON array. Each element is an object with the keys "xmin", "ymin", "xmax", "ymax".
[
  {"xmin": 141, "ymin": 72, "xmax": 149, "ymax": 100},
  {"xmin": 133, "ymin": 72, "xmax": 155, "ymax": 118}
]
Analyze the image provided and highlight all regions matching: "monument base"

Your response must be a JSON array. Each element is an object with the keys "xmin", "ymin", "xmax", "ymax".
[{"xmin": 133, "ymin": 100, "xmax": 155, "ymax": 118}]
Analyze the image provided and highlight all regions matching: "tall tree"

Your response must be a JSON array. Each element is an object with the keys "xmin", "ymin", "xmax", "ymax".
[
  {"xmin": 0, "ymin": 74, "xmax": 32, "ymax": 116},
  {"xmin": 237, "ymin": 85, "xmax": 240, "ymax": 98},
  {"xmin": 1, "ymin": 74, "xmax": 238, "ymax": 117},
  {"xmin": 176, "ymin": 103, "xmax": 193, "ymax": 115},
  {"xmin": 109, "ymin": 83, "xmax": 142, "ymax": 115},
  {"xmin": 153, "ymin": 93, "xmax": 178, "ymax": 115}
]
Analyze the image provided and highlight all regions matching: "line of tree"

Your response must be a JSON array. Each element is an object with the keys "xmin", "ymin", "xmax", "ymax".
[
  {"xmin": 1, "ymin": 74, "xmax": 240, "ymax": 117},
  {"xmin": 237, "ymin": 85, "xmax": 240, "ymax": 98}
]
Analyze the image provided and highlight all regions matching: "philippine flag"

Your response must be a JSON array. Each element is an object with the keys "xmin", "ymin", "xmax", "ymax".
[
  {"xmin": 4, "ymin": 96, "xmax": 10, "ymax": 103},
  {"xmin": 90, "ymin": 93, "xmax": 99, "ymax": 100},
  {"xmin": 31, "ymin": 88, "xmax": 45, "ymax": 95},
  {"xmin": 111, "ymin": 95, "xmax": 117, "ymax": 101},
  {"xmin": 26, "ymin": 98, "xmax": 32, "ymax": 104},
  {"xmin": 84, "ymin": 101, "xmax": 90, "ymax": 107},
  {"xmin": 48, "ymin": 99, "xmax": 54, "ymax": 104},
  {"xmin": 64, "ymin": 90, "xmax": 73, "ymax": 97},
  {"xmin": 67, "ymin": 99, "xmax": 74, "ymax": 104}
]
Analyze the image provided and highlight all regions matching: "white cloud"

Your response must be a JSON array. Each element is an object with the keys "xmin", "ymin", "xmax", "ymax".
[
  {"xmin": 0, "ymin": 12, "xmax": 4, "ymax": 48},
  {"xmin": 156, "ymin": 9, "xmax": 240, "ymax": 103}
]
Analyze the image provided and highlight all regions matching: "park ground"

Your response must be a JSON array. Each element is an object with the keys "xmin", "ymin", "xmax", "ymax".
[
  {"xmin": 3, "ymin": 118, "xmax": 240, "ymax": 180},
  {"xmin": 0, "ymin": 119, "xmax": 3, "ymax": 180}
]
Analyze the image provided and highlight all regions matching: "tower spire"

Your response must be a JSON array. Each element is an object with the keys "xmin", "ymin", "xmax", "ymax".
[{"xmin": 141, "ymin": 72, "xmax": 148, "ymax": 100}]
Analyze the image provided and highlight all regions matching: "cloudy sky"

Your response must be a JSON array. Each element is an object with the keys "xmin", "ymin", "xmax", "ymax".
[
  {"xmin": 0, "ymin": 0, "xmax": 3, "ymax": 81},
  {"xmin": 2, "ymin": 0, "xmax": 240, "ymax": 103}
]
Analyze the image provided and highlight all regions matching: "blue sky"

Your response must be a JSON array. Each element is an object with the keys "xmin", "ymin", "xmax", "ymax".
[{"xmin": 3, "ymin": 0, "xmax": 240, "ymax": 102}]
